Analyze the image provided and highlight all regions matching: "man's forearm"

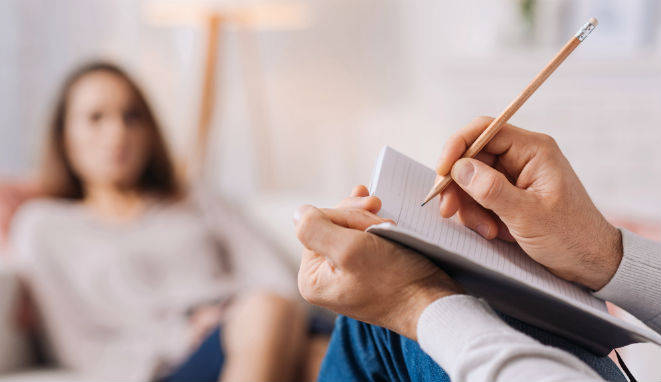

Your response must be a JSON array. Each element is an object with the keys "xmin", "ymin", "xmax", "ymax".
[
  {"xmin": 594, "ymin": 229, "xmax": 661, "ymax": 333},
  {"xmin": 417, "ymin": 295, "xmax": 604, "ymax": 382}
]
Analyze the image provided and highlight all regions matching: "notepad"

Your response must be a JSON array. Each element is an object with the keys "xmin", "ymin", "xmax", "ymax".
[{"xmin": 367, "ymin": 146, "xmax": 661, "ymax": 355}]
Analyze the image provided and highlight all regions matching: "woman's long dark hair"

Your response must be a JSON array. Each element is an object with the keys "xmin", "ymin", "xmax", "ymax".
[{"xmin": 40, "ymin": 61, "xmax": 179, "ymax": 199}]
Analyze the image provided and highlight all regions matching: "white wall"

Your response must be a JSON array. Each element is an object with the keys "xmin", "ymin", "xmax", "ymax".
[
  {"xmin": 0, "ymin": 0, "xmax": 200, "ymax": 176},
  {"xmin": 210, "ymin": 0, "xmax": 661, "ymax": 219},
  {"xmin": 2, "ymin": 0, "xmax": 660, "ymax": 219}
]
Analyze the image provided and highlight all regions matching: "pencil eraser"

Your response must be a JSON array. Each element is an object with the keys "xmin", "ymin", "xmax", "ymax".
[{"xmin": 589, "ymin": 17, "xmax": 598, "ymax": 27}]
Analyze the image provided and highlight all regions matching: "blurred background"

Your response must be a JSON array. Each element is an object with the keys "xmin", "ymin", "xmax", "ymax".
[{"xmin": 1, "ymin": 0, "xmax": 661, "ymax": 380}]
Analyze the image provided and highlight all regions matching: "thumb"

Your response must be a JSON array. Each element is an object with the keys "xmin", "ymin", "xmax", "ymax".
[{"xmin": 451, "ymin": 158, "xmax": 527, "ymax": 220}]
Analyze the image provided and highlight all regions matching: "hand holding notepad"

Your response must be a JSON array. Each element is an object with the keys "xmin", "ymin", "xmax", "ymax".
[
  {"xmin": 295, "ymin": 190, "xmax": 463, "ymax": 340},
  {"xmin": 367, "ymin": 146, "xmax": 661, "ymax": 355}
]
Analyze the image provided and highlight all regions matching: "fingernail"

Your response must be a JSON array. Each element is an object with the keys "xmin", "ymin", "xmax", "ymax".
[
  {"xmin": 292, "ymin": 208, "xmax": 301, "ymax": 225},
  {"xmin": 453, "ymin": 160, "xmax": 474, "ymax": 186},
  {"xmin": 476, "ymin": 224, "xmax": 490, "ymax": 238}
]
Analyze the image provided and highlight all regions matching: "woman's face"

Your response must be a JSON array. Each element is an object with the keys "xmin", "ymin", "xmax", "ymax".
[{"xmin": 64, "ymin": 71, "xmax": 152, "ymax": 191}]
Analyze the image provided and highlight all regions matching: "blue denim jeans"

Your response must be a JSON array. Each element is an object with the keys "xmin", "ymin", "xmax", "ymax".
[
  {"xmin": 160, "ymin": 313, "xmax": 335, "ymax": 382},
  {"xmin": 319, "ymin": 315, "xmax": 626, "ymax": 382},
  {"xmin": 161, "ymin": 326, "xmax": 225, "ymax": 382}
]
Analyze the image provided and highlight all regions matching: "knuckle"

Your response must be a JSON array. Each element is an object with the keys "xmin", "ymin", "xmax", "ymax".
[
  {"xmin": 537, "ymin": 133, "xmax": 558, "ymax": 149},
  {"xmin": 295, "ymin": 207, "xmax": 317, "ymax": 241},
  {"xmin": 535, "ymin": 133, "xmax": 561, "ymax": 160},
  {"xmin": 300, "ymin": 206, "xmax": 318, "ymax": 225}
]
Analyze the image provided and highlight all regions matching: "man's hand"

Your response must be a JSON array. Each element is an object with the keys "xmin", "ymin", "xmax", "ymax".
[
  {"xmin": 436, "ymin": 116, "xmax": 622, "ymax": 290},
  {"xmin": 294, "ymin": 186, "xmax": 462, "ymax": 340}
]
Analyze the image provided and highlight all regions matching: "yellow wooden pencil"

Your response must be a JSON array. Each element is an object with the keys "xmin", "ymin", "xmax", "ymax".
[{"xmin": 421, "ymin": 17, "xmax": 598, "ymax": 206}]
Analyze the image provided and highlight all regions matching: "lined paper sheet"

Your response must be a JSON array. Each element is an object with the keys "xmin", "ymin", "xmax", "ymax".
[{"xmin": 368, "ymin": 146, "xmax": 607, "ymax": 312}]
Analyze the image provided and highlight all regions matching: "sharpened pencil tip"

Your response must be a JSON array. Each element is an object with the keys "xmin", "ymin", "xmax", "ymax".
[{"xmin": 420, "ymin": 201, "xmax": 428, "ymax": 207}]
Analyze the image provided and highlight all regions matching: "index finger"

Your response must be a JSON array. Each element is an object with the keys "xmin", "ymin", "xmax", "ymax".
[
  {"xmin": 435, "ymin": 116, "xmax": 540, "ymax": 179},
  {"xmin": 294, "ymin": 205, "xmax": 373, "ymax": 267},
  {"xmin": 436, "ymin": 116, "xmax": 495, "ymax": 176},
  {"xmin": 295, "ymin": 204, "xmax": 390, "ymax": 232}
]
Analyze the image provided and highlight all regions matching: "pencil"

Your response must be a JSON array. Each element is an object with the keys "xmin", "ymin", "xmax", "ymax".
[{"xmin": 421, "ymin": 17, "xmax": 598, "ymax": 207}]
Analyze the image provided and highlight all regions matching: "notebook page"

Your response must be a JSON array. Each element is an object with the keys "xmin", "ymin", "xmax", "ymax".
[{"xmin": 369, "ymin": 146, "xmax": 607, "ymax": 312}]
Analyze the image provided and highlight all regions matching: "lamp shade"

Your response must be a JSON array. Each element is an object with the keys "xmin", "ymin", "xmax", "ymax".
[{"xmin": 144, "ymin": 0, "xmax": 310, "ymax": 30}]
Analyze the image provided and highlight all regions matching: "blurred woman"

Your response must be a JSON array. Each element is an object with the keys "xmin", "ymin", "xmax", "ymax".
[{"xmin": 8, "ymin": 62, "xmax": 317, "ymax": 382}]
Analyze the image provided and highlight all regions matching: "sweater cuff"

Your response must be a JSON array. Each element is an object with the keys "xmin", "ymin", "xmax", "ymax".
[
  {"xmin": 416, "ymin": 295, "xmax": 513, "ymax": 368},
  {"xmin": 594, "ymin": 229, "xmax": 661, "ymax": 326}
]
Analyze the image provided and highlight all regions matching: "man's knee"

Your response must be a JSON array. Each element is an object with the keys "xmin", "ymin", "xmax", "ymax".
[{"xmin": 323, "ymin": 316, "xmax": 449, "ymax": 382}]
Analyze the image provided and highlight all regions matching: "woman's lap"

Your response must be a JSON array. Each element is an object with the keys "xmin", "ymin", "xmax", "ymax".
[
  {"xmin": 319, "ymin": 315, "xmax": 626, "ymax": 382},
  {"xmin": 160, "ymin": 311, "xmax": 335, "ymax": 382}
]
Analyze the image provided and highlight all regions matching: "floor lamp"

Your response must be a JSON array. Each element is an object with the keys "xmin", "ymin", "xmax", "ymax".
[{"xmin": 144, "ymin": 0, "xmax": 310, "ymax": 184}]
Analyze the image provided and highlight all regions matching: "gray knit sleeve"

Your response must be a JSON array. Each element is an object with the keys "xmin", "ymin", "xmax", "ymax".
[{"xmin": 593, "ymin": 229, "xmax": 661, "ymax": 333}]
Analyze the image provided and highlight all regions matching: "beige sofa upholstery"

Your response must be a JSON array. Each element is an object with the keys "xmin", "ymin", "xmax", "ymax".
[{"xmin": 0, "ymin": 266, "xmax": 30, "ymax": 375}]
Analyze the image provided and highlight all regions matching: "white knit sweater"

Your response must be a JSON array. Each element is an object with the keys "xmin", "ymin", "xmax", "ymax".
[
  {"xmin": 417, "ymin": 229, "xmax": 661, "ymax": 382},
  {"xmin": 9, "ymin": 197, "xmax": 296, "ymax": 381}
]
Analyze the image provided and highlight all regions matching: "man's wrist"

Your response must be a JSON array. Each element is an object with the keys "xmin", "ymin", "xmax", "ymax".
[
  {"xmin": 579, "ymin": 223, "xmax": 623, "ymax": 290},
  {"xmin": 400, "ymin": 278, "xmax": 464, "ymax": 341},
  {"xmin": 405, "ymin": 291, "xmax": 456, "ymax": 341},
  {"xmin": 596, "ymin": 225, "xmax": 623, "ymax": 289}
]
